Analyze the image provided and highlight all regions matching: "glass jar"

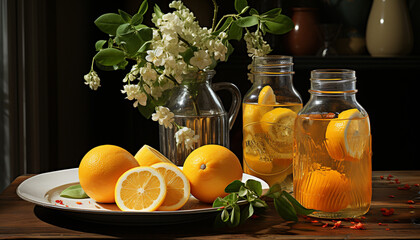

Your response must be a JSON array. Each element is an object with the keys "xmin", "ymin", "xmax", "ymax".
[
  {"xmin": 160, "ymin": 70, "xmax": 241, "ymax": 166},
  {"xmin": 242, "ymin": 56, "xmax": 302, "ymax": 192},
  {"xmin": 294, "ymin": 69, "xmax": 372, "ymax": 219}
]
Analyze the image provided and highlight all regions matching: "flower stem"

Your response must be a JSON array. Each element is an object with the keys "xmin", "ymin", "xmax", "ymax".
[{"xmin": 211, "ymin": 0, "xmax": 219, "ymax": 32}]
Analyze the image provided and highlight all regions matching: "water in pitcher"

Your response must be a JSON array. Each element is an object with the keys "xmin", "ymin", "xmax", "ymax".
[
  {"xmin": 243, "ymin": 102, "xmax": 302, "ymax": 191},
  {"xmin": 294, "ymin": 112, "xmax": 372, "ymax": 218},
  {"xmin": 159, "ymin": 111, "xmax": 229, "ymax": 166}
]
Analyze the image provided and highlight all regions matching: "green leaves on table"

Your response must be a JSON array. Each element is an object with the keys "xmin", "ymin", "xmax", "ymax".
[
  {"xmin": 60, "ymin": 184, "xmax": 89, "ymax": 199},
  {"xmin": 213, "ymin": 180, "xmax": 314, "ymax": 228}
]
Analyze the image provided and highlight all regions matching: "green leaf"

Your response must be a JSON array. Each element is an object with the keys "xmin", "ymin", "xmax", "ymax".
[
  {"xmin": 94, "ymin": 48, "xmax": 125, "ymax": 66},
  {"xmin": 224, "ymin": 40, "xmax": 234, "ymax": 61},
  {"xmin": 221, "ymin": 208, "xmax": 230, "ymax": 222},
  {"xmin": 138, "ymin": 0, "xmax": 148, "ymax": 16},
  {"xmin": 116, "ymin": 23, "xmax": 134, "ymax": 36},
  {"xmin": 274, "ymin": 197, "xmax": 298, "ymax": 222},
  {"xmin": 234, "ymin": 0, "xmax": 248, "ymax": 13},
  {"xmin": 212, "ymin": 197, "xmax": 226, "ymax": 208},
  {"xmin": 138, "ymin": 41, "xmax": 152, "ymax": 53},
  {"xmin": 282, "ymin": 191, "xmax": 315, "ymax": 215},
  {"xmin": 223, "ymin": 193, "xmax": 239, "ymax": 205},
  {"xmin": 238, "ymin": 185, "xmax": 248, "ymax": 197},
  {"xmin": 230, "ymin": 205, "xmax": 241, "ymax": 227},
  {"xmin": 137, "ymin": 95, "xmax": 156, "ymax": 119},
  {"xmin": 262, "ymin": 15, "xmax": 294, "ymax": 35},
  {"xmin": 264, "ymin": 183, "xmax": 282, "ymax": 198},
  {"xmin": 118, "ymin": 9, "xmax": 132, "ymax": 23},
  {"xmin": 95, "ymin": 40, "xmax": 107, "ymax": 51},
  {"xmin": 60, "ymin": 184, "xmax": 89, "ymax": 199},
  {"xmin": 235, "ymin": 16, "xmax": 259, "ymax": 27},
  {"xmin": 138, "ymin": 27, "xmax": 153, "ymax": 42},
  {"xmin": 225, "ymin": 180, "xmax": 244, "ymax": 193},
  {"xmin": 261, "ymin": 8, "xmax": 282, "ymax": 18},
  {"xmin": 239, "ymin": 204, "xmax": 254, "ymax": 225},
  {"xmin": 94, "ymin": 13, "xmax": 125, "ymax": 36},
  {"xmin": 131, "ymin": 13, "xmax": 143, "ymax": 26},
  {"xmin": 252, "ymin": 198, "xmax": 268, "ymax": 208},
  {"xmin": 95, "ymin": 59, "xmax": 128, "ymax": 71},
  {"xmin": 213, "ymin": 17, "xmax": 233, "ymax": 35},
  {"xmin": 153, "ymin": 4, "xmax": 163, "ymax": 19},
  {"xmin": 245, "ymin": 179, "xmax": 262, "ymax": 197},
  {"xmin": 249, "ymin": 8, "xmax": 259, "ymax": 15},
  {"xmin": 227, "ymin": 22, "xmax": 243, "ymax": 41}
]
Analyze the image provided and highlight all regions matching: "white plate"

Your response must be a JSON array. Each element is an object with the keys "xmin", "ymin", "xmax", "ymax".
[{"xmin": 17, "ymin": 168, "xmax": 269, "ymax": 225}]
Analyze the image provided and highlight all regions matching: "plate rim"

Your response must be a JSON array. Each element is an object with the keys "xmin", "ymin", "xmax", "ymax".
[{"xmin": 16, "ymin": 167, "xmax": 269, "ymax": 216}]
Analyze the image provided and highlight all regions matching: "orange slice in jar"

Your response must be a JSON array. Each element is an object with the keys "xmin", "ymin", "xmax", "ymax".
[{"xmin": 325, "ymin": 109, "xmax": 370, "ymax": 161}]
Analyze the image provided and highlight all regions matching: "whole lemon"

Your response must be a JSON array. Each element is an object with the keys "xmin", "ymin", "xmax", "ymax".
[
  {"xmin": 182, "ymin": 145, "xmax": 243, "ymax": 203},
  {"xmin": 79, "ymin": 145, "xmax": 139, "ymax": 203}
]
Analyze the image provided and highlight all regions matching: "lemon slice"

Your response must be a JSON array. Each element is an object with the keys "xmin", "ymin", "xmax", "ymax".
[
  {"xmin": 151, "ymin": 163, "xmax": 190, "ymax": 211},
  {"xmin": 258, "ymin": 85, "xmax": 276, "ymax": 105},
  {"xmin": 115, "ymin": 167, "xmax": 167, "ymax": 211},
  {"xmin": 260, "ymin": 107, "xmax": 297, "ymax": 143},
  {"xmin": 325, "ymin": 109, "xmax": 370, "ymax": 161},
  {"xmin": 134, "ymin": 145, "xmax": 173, "ymax": 166}
]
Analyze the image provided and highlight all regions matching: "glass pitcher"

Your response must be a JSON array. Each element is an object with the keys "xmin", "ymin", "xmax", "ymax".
[
  {"xmin": 294, "ymin": 69, "xmax": 372, "ymax": 219},
  {"xmin": 242, "ymin": 56, "xmax": 302, "ymax": 192},
  {"xmin": 160, "ymin": 70, "xmax": 241, "ymax": 166}
]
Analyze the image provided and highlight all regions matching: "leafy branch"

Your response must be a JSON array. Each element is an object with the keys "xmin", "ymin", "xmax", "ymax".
[{"xmin": 212, "ymin": 179, "xmax": 314, "ymax": 227}]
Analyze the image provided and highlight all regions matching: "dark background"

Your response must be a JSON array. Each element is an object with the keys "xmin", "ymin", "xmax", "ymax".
[{"xmin": 4, "ymin": 0, "xmax": 420, "ymax": 183}]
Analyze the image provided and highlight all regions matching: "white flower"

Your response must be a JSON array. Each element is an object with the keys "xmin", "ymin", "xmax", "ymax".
[
  {"xmin": 146, "ymin": 47, "xmax": 165, "ymax": 66},
  {"xmin": 84, "ymin": 71, "xmax": 101, "ymax": 90},
  {"xmin": 152, "ymin": 106, "xmax": 175, "ymax": 129},
  {"xmin": 189, "ymin": 50, "xmax": 212, "ymax": 70},
  {"xmin": 244, "ymin": 31, "xmax": 272, "ymax": 57},
  {"xmin": 174, "ymin": 127, "xmax": 199, "ymax": 150},
  {"xmin": 121, "ymin": 84, "xmax": 147, "ymax": 107},
  {"xmin": 139, "ymin": 62, "xmax": 158, "ymax": 83}
]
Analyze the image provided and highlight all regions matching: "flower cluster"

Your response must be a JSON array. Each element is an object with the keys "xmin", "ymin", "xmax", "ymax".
[
  {"xmin": 244, "ymin": 31, "xmax": 272, "ymax": 57},
  {"xmin": 84, "ymin": 0, "xmax": 293, "ymax": 150}
]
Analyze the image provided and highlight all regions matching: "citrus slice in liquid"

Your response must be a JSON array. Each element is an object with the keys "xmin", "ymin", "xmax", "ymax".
[
  {"xmin": 134, "ymin": 145, "xmax": 173, "ymax": 166},
  {"xmin": 258, "ymin": 85, "xmax": 276, "ymax": 105},
  {"xmin": 298, "ymin": 169, "xmax": 350, "ymax": 212},
  {"xmin": 151, "ymin": 163, "xmax": 190, "ymax": 211},
  {"xmin": 325, "ymin": 109, "xmax": 370, "ymax": 161},
  {"xmin": 260, "ymin": 107, "xmax": 297, "ymax": 144},
  {"xmin": 115, "ymin": 167, "xmax": 167, "ymax": 211}
]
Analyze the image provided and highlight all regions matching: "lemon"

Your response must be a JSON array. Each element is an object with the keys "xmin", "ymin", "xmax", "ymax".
[
  {"xmin": 151, "ymin": 163, "xmax": 190, "ymax": 211},
  {"xmin": 260, "ymin": 107, "xmax": 297, "ymax": 144},
  {"xmin": 115, "ymin": 167, "xmax": 167, "ymax": 211},
  {"xmin": 134, "ymin": 145, "xmax": 173, "ymax": 166},
  {"xmin": 325, "ymin": 109, "xmax": 370, "ymax": 161},
  {"xmin": 258, "ymin": 85, "xmax": 276, "ymax": 105}
]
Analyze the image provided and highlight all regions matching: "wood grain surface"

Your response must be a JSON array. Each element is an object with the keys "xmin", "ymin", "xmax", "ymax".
[{"xmin": 1, "ymin": 171, "xmax": 419, "ymax": 239}]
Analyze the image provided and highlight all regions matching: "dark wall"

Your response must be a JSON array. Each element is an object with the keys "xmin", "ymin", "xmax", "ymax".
[{"xmin": 39, "ymin": 0, "xmax": 420, "ymax": 172}]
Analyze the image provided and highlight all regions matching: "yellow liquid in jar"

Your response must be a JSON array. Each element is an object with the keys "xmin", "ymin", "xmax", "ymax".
[
  {"xmin": 293, "ymin": 113, "xmax": 372, "ymax": 218},
  {"xmin": 242, "ymin": 103, "xmax": 302, "ymax": 191}
]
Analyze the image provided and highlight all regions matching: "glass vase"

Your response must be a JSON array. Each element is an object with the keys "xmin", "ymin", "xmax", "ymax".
[{"xmin": 159, "ymin": 70, "xmax": 241, "ymax": 166}]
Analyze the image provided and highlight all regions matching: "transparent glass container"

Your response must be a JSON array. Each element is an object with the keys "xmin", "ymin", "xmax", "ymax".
[
  {"xmin": 160, "ymin": 70, "xmax": 241, "ymax": 166},
  {"xmin": 242, "ymin": 56, "xmax": 302, "ymax": 192},
  {"xmin": 294, "ymin": 69, "xmax": 372, "ymax": 219}
]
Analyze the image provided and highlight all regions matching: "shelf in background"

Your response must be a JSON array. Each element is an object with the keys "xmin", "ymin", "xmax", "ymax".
[{"xmin": 218, "ymin": 55, "xmax": 420, "ymax": 71}]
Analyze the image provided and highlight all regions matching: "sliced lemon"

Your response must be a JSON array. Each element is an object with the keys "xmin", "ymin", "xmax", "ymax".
[
  {"xmin": 260, "ymin": 107, "xmax": 297, "ymax": 144},
  {"xmin": 134, "ymin": 145, "xmax": 173, "ymax": 166},
  {"xmin": 151, "ymin": 163, "xmax": 191, "ymax": 211},
  {"xmin": 115, "ymin": 166, "xmax": 167, "ymax": 211},
  {"xmin": 325, "ymin": 109, "xmax": 370, "ymax": 161},
  {"xmin": 258, "ymin": 85, "xmax": 276, "ymax": 105}
]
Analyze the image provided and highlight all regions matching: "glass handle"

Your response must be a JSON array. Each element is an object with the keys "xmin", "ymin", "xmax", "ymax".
[{"xmin": 212, "ymin": 82, "xmax": 241, "ymax": 130}]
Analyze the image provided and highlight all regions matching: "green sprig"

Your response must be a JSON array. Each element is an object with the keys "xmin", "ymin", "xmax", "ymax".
[{"xmin": 213, "ymin": 180, "xmax": 314, "ymax": 227}]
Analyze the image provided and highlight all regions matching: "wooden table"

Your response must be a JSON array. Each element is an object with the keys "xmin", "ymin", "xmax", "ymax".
[{"xmin": 1, "ymin": 171, "xmax": 419, "ymax": 239}]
